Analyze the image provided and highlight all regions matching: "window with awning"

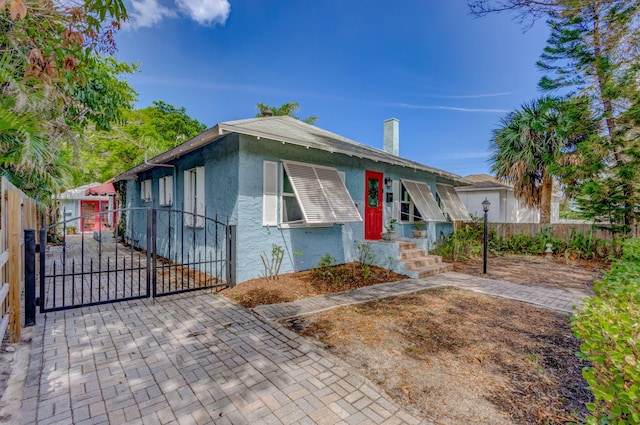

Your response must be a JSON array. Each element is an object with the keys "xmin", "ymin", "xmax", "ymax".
[
  {"xmin": 400, "ymin": 179, "xmax": 446, "ymax": 222},
  {"xmin": 281, "ymin": 160, "xmax": 362, "ymax": 224},
  {"xmin": 436, "ymin": 183, "xmax": 471, "ymax": 222}
]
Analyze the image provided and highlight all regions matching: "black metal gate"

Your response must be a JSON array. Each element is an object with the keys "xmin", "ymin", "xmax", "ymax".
[{"xmin": 38, "ymin": 207, "xmax": 236, "ymax": 312}]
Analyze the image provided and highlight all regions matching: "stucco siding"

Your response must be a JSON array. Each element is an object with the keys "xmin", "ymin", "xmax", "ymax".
[
  {"xmin": 122, "ymin": 132, "xmax": 457, "ymax": 284},
  {"xmin": 234, "ymin": 135, "xmax": 456, "ymax": 282},
  {"xmin": 456, "ymin": 188, "xmax": 561, "ymax": 224},
  {"xmin": 123, "ymin": 134, "xmax": 240, "ymax": 265},
  {"xmin": 59, "ymin": 200, "xmax": 81, "ymax": 229}
]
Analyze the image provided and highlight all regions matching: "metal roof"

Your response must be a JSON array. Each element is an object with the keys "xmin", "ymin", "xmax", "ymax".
[
  {"xmin": 58, "ymin": 183, "xmax": 109, "ymax": 200},
  {"xmin": 114, "ymin": 116, "xmax": 464, "ymax": 183},
  {"xmin": 455, "ymin": 174, "xmax": 513, "ymax": 190}
]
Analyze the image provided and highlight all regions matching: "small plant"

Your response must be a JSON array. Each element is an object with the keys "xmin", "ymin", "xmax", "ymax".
[
  {"xmin": 66, "ymin": 225, "xmax": 77, "ymax": 235},
  {"xmin": 413, "ymin": 221, "xmax": 425, "ymax": 230},
  {"xmin": 385, "ymin": 218, "xmax": 398, "ymax": 233},
  {"xmin": 293, "ymin": 250, "xmax": 304, "ymax": 272},
  {"xmin": 356, "ymin": 242, "xmax": 375, "ymax": 266},
  {"xmin": 312, "ymin": 253, "xmax": 339, "ymax": 284},
  {"xmin": 260, "ymin": 244, "xmax": 284, "ymax": 280}
]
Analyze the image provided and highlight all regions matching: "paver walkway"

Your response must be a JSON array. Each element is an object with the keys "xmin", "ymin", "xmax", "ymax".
[
  {"xmin": 253, "ymin": 271, "xmax": 586, "ymax": 321},
  {"xmin": 19, "ymin": 272, "xmax": 586, "ymax": 425},
  {"xmin": 20, "ymin": 293, "xmax": 428, "ymax": 425}
]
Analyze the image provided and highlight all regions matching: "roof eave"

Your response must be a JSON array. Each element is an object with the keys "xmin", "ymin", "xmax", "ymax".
[
  {"xmin": 113, "ymin": 125, "xmax": 224, "ymax": 181},
  {"xmin": 218, "ymin": 122, "xmax": 465, "ymax": 183}
]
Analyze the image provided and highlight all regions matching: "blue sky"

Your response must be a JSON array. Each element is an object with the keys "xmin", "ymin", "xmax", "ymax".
[{"xmin": 115, "ymin": 1, "xmax": 550, "ymax": 177}]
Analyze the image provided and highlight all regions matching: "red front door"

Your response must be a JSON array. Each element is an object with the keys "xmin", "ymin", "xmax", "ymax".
[
  {"xmin": 80, "ymin": 201, "xmax": 97, "ymax": 232},
  {"xmin": 80, "ymin": 201, "xmax": 111, "ymax": 232},
  {"xmin": 365, "ymin": 171, "xmax": 383, "ymax": 240}
]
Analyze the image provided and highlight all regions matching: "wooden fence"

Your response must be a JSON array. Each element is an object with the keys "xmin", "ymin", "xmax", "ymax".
[
  {"xmin": 486, "ymin": 222, "xmax": 640, "ymax": 240},
  {"xmin": 0, "ymin": 177, "xmax": 39, "ymax": 343}
]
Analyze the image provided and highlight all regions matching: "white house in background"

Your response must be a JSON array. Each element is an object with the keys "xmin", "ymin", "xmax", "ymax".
[
  {"xmin": 455, "ymin": 174, "xmax": 560, "ymax": 223},
  {"xmin": 57, "ymin": 181, "xmax": 118, "ymax": 232}
]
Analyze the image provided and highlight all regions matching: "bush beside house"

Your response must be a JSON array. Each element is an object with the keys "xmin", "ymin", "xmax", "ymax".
[{"xmin": 572, "ymin": 238, "xmax": 640, "ymax": 424}]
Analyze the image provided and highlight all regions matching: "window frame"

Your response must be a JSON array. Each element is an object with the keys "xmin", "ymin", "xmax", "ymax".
[
  {"xmin": 140, "ymin": 179, "xmax": 152, "ymax": 203},
  {"xmin": 281, "ymin": 166, "xmax": 305, "ymax": 225},
  {"xmin": 184, "ymin": 166, "xmax": 205, "ymax": 228},
  {"xmin": 159, "ymin": 175, "xmax": 173, "ymax": 206},
  {"xmin": 399, "ymin": 183, "xmax": 423, "ymax": 224}
]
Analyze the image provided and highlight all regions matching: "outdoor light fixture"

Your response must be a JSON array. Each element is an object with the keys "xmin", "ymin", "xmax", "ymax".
[
  {"xmin": 384, "ymin": 177, "xmax": 392, "ymax": 188},
  {"xmin": 482, "ymin": 198, "xmax": 491, "ymax": 213},
  {"xmin": 482, "ymin": 198, "xmax": 490, "ymax": 274}
]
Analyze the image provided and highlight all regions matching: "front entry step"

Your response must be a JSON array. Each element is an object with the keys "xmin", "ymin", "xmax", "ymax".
[{"xmin": 397, "ymin": 241, "xmax": 453, "ymax": 278}]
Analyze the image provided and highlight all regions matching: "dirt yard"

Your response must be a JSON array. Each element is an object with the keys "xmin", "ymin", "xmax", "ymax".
[
  {"xmin": 220, "ymin": 254, "xmax": 605, "ymax": 424},
  {"xmin": 219, "ymin": 263, "xmax": 407, "ymax": 308},
  {"xmin": 453, "ymin": 253, "xmax": 604, "ymax": 296}
]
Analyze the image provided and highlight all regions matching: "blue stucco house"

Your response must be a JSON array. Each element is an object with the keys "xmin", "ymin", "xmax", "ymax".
[{"xmin": 114, "ymin": 116, "xmax": 470, "ymax": 283}]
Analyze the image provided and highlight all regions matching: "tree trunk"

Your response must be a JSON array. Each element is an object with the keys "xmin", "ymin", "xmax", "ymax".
[{"xmin": 540, "ymin": 174, "xmax": 553, "ymax": 224}]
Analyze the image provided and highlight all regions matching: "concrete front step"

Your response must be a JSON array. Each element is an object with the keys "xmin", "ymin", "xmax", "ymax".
[
  {"xmin": 392, "ymin": 240, "xmax": 451, "ymax": 279},
  {"xmin": 400, "ymin": 248, "xmax": 427, "ymax": 259},
  {"xmin": 403, "ymin": 255, "xmax": 442, "ymax": 270},
  {"xmin": 398, "ymin": 241, "xmax": 416, "ymax": 250},
  {"xmin": 414, "ymin": 262, "xmax": 454, "ymax": 278}
]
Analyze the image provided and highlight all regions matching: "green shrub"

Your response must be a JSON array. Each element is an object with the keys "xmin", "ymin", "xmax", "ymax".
[
  {"xmin": 434, "ymin": 223, "xmax": 623, "ymax": 261},
  {"xmin": 572, "ymin": 238, "xmax": 640, "ymax": 424},
  {"xmin": 431, "ymin": 222, "xmax": 482, "ymax": 260}
]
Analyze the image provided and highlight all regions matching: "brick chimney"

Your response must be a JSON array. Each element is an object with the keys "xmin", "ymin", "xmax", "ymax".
[{"xmin": 383, "ymin": 118, "xmax": 399, "ymax": 156}]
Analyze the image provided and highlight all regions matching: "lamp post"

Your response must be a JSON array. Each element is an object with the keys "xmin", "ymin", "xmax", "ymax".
[{"xmin": 482, "ymin": 198, "xmax": 491, "ymax": 274}]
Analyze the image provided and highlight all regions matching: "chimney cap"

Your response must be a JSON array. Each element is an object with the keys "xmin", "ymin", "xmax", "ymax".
[{"xmin": 260, "ymin": 110, "xmax": 274, "ymax": 117}]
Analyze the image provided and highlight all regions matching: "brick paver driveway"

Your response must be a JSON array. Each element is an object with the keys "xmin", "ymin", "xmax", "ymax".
[{"xmin": 21, "ymin": 292, "xmax": 425, "ymax": 425}]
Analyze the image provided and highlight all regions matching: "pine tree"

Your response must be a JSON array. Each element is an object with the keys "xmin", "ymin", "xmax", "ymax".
[{"xmin": 536, "ymin": 1, "xmax": 640, "ymax": 234}]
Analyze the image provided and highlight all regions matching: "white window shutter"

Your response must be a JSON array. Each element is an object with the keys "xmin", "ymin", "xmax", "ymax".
[
  {"xmin": 165, "ymin": 175, "xmax": 173, "ymax": 206},
  {"xmin": 282, "ymin": 160, "xmax": 362, "ymax": 224},
  {"xmin": 436, "ymin": 183, "xmax": 471, "ymax": 222},
  {"xmin": 392, "ymin": 179, "xmax": 400, "ymax": 221},
  {"xmin": 184, "ymin": 170, "xmax": 194, "ymax": 227},
  {"xmin": 195, "ymin": 167, "xmax": 205, "ymax": 227},
  {"xmin": 401, "ymin": 180, "xmax": 447, "ymax": 222},
  {"xmin": 141, "ymin": 180, "xmax": 151, "ymax": 202},
  {"xmin": 263, "ymin": 161, "xmax": 278, "ymax": 226},
  {"xmin": 159, "ymin": 178, "xmax": 165, "ymax": 205},
  {"xmin": 315, "ymin": 167, "xmax": 362, "ymax": 223}
]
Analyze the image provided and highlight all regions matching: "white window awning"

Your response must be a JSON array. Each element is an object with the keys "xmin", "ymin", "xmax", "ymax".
[
  {"xmin": 436, "ymin": 183, "xmax": 472, "ymax": 222},
  {"xmin": 401, "ymin": 179, "xmax": 447, "ymax": 222},
  {"xmin": 282, "ymin": 160, "xmax": 362, "ymax": 224}
]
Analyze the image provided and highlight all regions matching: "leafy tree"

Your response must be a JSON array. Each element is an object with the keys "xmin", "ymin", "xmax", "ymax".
[
  {"xmin": 490, "ymin": 97, "xmax": 567, "ymax": 223},
  {"xmin": 0, "ymin": 0, "xmax": 132, "ymax": 198},
  {"xmin": 469, "ymin": 0, "xmax": 640, "ymax": 234},
  {"xmin": 70, "ymin": 102, "xmax": 207, "ymax": 185},
  {"xmin": 537, "ymin": 2, "xmax": 640, "ymax": 233},
  {"xmin": 255, "ymin": 102, "xmax": 317, "ymax": 124}
]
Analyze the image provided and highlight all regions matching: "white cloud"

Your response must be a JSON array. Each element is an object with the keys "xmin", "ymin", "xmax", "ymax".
[
  {"xmin": 429, "ymin": 92, "xmax": 513, "ymax": 99},
  {"xmin": 387, "ymin": 102, "xmax": 509, "ymax": 113},
  {"xmin": 126, "ymin": 0, "xmax": 229, "ymax": 28},
  {"xmin": 175, "ymin": 0, "xmax": 230, "ymax": 26},
  {"xmin": 129, "ymin": 0, "xmax": 177, "ymax": 28}
]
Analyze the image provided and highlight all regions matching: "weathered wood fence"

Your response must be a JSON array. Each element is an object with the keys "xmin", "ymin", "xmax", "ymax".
[
  {"xmin": 0, "ymin": 177, "xmax": 39, "ymax": 343},
  {"xmin": 487, "ymin": 222, "xmax": 640, "ymax": 240}
]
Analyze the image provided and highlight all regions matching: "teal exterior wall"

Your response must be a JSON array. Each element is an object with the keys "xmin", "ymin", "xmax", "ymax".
[
  {"xmin": 124, "ymin": 134, "xmax": 240, "ymax": 264},
  {"xmin": 234, "ymin": 135, "xmax": 457, "ymax": 282},
  {"xmin": 124, "ymin": 133, "xmax": 456, "ymax": 283}
]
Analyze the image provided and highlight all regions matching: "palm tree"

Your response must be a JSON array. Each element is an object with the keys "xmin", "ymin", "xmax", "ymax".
[
  {"xmin": 489, "ymin": 97, "xmax": 566, "ymax": 224},
  {"xmin": 255, "ymin": 102, "xmax": 317, "ymax": 124}
]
